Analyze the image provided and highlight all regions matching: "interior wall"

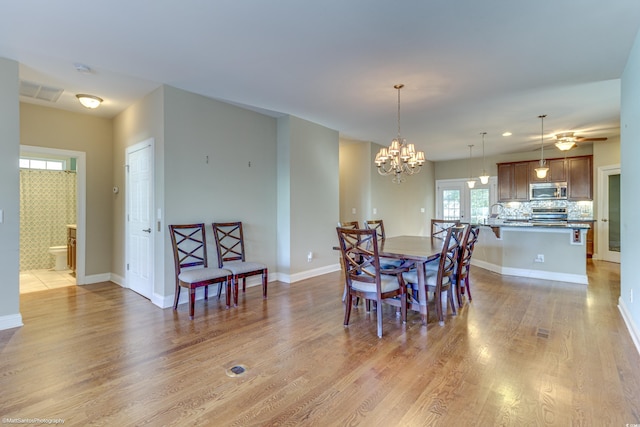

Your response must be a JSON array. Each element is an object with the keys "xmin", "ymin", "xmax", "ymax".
[
  {"xmin": 112, "ymin": 85, "xmax": 165, "ymax": 297},
  {"xmin": 19, "ymin": 103, "xmax": 113, "ymax": 277},
  {"xmin": 339, "ymin": 139, "xmax": 371, "ymax": 226},
  {"xmin": 287, "ymin": 116, "xmax": 339, "ymax": 276},
  {"xmin": 162, "ymin": 85, "xmax": 278, "ymax": 295},
  {"xmin": 0, "ymin": 57, "xmax": 20, "ymax": 327},
  {"xmin": 620, "ymin": 28, "xmax": 640, "ymax": 343}
]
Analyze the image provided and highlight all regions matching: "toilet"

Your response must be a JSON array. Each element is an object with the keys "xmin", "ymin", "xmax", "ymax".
[{"xmin": 48, "ymin": 245, "xmax": 68, "ymax": 271}]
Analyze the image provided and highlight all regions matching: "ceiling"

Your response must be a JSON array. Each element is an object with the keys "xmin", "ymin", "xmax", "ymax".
[{"xmin": 2, "ymin": 1, "xmax": 639, "ymax": 161}]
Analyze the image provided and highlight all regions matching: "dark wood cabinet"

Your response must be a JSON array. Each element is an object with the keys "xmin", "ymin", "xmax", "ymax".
[
  {"xmin": 586, "ymin": 223, "xmax": 595, "ymax": 258},
  {"xmin": 529, "ymin": 158, "xmax": 566, "ymax": 183},
  {"xmin": 498, "ymin": 155, "xmax": 591, "ymax": 201},
  {"xmin": 497, "ymin": 162, "xmax": 529, "ymax": 201},
  {"xmin": 567, "ymin": 156, "xmax": 593, "ymax": 200}
]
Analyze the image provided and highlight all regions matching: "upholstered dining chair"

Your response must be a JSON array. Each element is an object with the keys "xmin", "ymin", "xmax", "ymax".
[
  {"xmin": 403, "ymin": 224, "xmax": 465, "ymax": 325},
  {"xmin": 336, "ymin": 226, "xmax": 407, "ymax": 338},
  {"xmin": 212, "ymin": 221, "xmax": 268, "ymax": 306},
  {"xmin": 168, "ymin": 223, "xmax": 232, "ymax": 319},
  {"xmin": 454, "ymin": 224, "xmax": 480, "ymax": 307},
  {"xmin": 365, "ymin": 219, "xmax": 403, "ymax": 269},
  {"xmin": 338, "ymin": 220, "xmax": 360, "ymax": 229},
  {"xmin": 431, "ymin": 219, "xmax": 461, "ymax": 238},
  {"xmin": 338, "ymin": 221, "xmax": 360, "ymax": 302}
]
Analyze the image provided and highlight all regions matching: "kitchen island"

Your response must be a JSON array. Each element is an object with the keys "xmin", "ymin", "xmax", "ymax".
[{"xmin": 473, "ymin": 221, "xmax": 590, "ymax": 285}]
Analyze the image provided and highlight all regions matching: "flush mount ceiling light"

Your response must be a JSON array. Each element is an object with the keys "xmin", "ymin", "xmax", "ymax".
[
  {"xmin": 374, "ymin": 84, "xmax": 426, "ymax": 184},
  {"xmin": 534, "ymin": 114, "xmax": 549, "ymax": 179},
  {"xmin": 554, "ymin": 132, "xmax": 577, "ymax": 151},
  {"xmin": 478, "ymin": 132, "xmax": 490, "ymax": 184},
  {"xmin": 76, "ymin": 94, "xmax": 103, "ymax": 109}
]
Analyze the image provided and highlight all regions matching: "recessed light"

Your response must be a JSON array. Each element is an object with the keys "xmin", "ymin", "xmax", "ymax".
[{"xmin": 502, "ymin": 132, "xmax": 512, "ymax": 137}]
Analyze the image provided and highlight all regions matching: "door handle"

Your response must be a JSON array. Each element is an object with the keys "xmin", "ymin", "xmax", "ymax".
[
  {"xmin": 142, "ymin": 228, "xmax": 151, "ymax": 233},
  {"xmin": 601, "ymin": 219, "xmax": 608, "ymax": 222}
]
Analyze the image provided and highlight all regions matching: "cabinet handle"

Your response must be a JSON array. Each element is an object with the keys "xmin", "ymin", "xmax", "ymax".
[{"xmin": 142, "ymin": 228, "xmax": 151, "ymax": 233}]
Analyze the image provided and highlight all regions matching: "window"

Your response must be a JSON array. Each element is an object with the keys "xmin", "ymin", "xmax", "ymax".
[
  {"xmin": 436, "ymin": 177, "xmax": 496, "ymax": 224},
  {"xmin": 20, "ymin": 157, "xmax": 65, "ymax": 170}
]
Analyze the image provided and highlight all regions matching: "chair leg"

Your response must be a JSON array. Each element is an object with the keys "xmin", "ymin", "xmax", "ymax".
[
  {"xmin": 225, "ymin": 280, "xmax": 231, "ymax": 309},
  {"xmin": 242, "ymin": 277, "xmax": 247, "ymax": 293},
  {"xmin": 217, "ymin": 283, "xmax": 223, "ymax": 299},
  {"xmin": 344, "ymin": 293, "xmax": 353, "ymax": 326},
  {"xmin": 435, "ymin": 287, "xmax": 444, "ymax": 326},
  {"xmin": 204, "ymin": 285, "xmax": 209, "ymax": 301},
  {"xmin": 189, "ymin": 288, "xmax": 196, "ymax": 320},
  {"xmin": 233, "ymin": 276, "xmax": 239, "ymax": 306},
  {"xmin": 173, "ymin": 282, "xmax": 181, "ymax": 310},
  {"xmin": 466, "ymin": 276, "xmax": 473, "ymax": 301},
  {"xmin": 448, "ymin": 287, "xmax": 457, "ymax": 316},
  {"xmin": 262, "ymin": 269, "xmax": 268, "ymax": 299}
]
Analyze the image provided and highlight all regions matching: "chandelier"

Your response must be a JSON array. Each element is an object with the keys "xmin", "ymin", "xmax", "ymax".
[
  {"xmin": 534, "ymin": 114, "xmax": 549, "ymax": 179},
  {"xmin": 374, "ymin": 84, "xmax": 426, "ymax": 184}
]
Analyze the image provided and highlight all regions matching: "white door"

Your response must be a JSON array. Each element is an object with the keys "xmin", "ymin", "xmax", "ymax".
[
  {"xmin": 597, "ymin": 165, "xmax": 620, "ymax": 263},
  {"xmin": 126, "ymin": 139, "xmax": 154, "ymax": 298}
]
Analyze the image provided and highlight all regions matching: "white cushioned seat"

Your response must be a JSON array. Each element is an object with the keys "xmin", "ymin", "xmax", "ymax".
[
  {"xmin": 223, "ymin": 260, "xmax": 268, "ymax": 274},
  {"xmin": 178, "ymin": 267, "xmax": 230, "ymax": 284},
  {"xmin": 402, "ymin": 269, "xmax": 450, "ymax": 287},
  {"xmin": 351, "ymin": 275, "xmax": 401, "ymax": 293}
]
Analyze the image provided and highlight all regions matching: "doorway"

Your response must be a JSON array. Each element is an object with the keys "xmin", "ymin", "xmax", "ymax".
[
  {"xmin": 19, "ymin": 145, "xmax": 86, "ymax": 291},
  {"xmin": 597, "ymin": 165, "xmax": 620, "ymax": 263}
]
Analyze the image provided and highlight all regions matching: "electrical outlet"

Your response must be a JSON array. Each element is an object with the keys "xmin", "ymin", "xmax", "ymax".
[
  {"xmin": 351, "ymin": 208, "xmax": 356, "ymax": 214},
  {"xmin": 373, "ymin": 208, "xmax": 377, "ymax": 215},
  {"xmin": 534, "ymin": 254, "xmax": 544, "ymax": 263}
]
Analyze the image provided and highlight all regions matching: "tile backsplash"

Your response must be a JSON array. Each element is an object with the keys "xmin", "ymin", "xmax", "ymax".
[{"xmin": 498, "ymin": 200, "xmax": 593, "ymax": 220}]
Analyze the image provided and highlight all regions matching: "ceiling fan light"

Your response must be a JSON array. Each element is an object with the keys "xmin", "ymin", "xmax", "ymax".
[
  {"xmin": 555, "ymin": 140, "xmax": 576, "ymax": 151},
  {"xmin": 76, "ymin": 94, "xmax": 103, "ymax": 109}
]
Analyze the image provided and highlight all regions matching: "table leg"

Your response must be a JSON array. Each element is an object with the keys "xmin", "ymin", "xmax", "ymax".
[{"xmin": 416, "ymin": 261, "xmax": 428, "ymax": 325}]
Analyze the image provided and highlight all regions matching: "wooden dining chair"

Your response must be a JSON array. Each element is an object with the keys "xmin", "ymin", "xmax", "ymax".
[
  {"xmin": 431, "ymin": 219, "xmax": 461, "ymax": 238},
  {"xmin": 454, "ymin": 224, "xmax": 480, "ymax": 307},
  {"xmin": 403, "ymin": 224, "xmax": 465, "ymax": 325},
  {"xmin": 338, "ymin": 221, "xmax": 360, "ymax": 302},
  {"xmin": 212, "ymin": 221, "xmax": 268, "ymax": 306},
  {"xmin": 336, "ymin": 226, "xmax": 407, "ymax": 338},
  {"xmin": 338, "ymin": 220, "xmax": 359, "ymax": 229},
  {"xmin": 365, "ymin": 219, "xmax": 403, "ymax": 269},
  {"xmin": 168, "ymin": 223, "xmax": 232, "ymax": 319}
]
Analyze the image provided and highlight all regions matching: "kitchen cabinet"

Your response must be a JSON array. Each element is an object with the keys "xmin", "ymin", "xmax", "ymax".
[
  {"xmin": 497, "ymin": 162, "xmax": 529, "ymax": 201},
  {"xmin": 567, "ymin": 156, "xmax": 593, "ymax": 200},
  {"xmin": 529, "ymin": 158, "xmax": 566, "ymax": 183}
]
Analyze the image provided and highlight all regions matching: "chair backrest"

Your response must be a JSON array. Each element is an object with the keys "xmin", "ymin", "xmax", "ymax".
[
  {"xmin": 436, "ymin": 224, "xmax": 466, "ymax": 285},
  {"xmin": 431, "ymin": 219, "xmax": 461, "ymax": 238},
  {"xmin": 336, "ymin": 227, "xmax": 383, "ymax": 294},
  {"xmin": 365, "ymin": 219, "xmax": 385, "ymax": 240},
  {"xmin": 168, "ymin": 223, "xmax": 209, "ymax": 274},
  {"xmin": 338, "ymin": 220, "xmax": 359, "ymax": 229},
  {"xmin": 458, "ymin": 224, "xmax": 480, "ymax": 274},
  {"xmin": 212, "ymin": 222, "xmax": 246, "ymax": 267}
]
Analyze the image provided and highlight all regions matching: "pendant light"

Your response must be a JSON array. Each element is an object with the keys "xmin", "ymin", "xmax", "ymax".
[
  {"xmin": 478, "ymin": 132, "xmax": 489, "ymax": 184},
  {"xmin": 534, "ymin": 114, "xmax": 549, "ymax": 179},
  {"xmin": 466, "ymin": 144, "xmax": 476, "ymax": 188}
]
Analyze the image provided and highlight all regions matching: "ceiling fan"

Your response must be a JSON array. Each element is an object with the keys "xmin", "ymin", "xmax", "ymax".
[{"xmin": 553, "ymin": 131, "xmax": 608, "ymax": 151}]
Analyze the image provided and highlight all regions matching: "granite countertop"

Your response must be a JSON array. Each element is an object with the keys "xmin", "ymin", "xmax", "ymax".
[{"xmin": 482, "ymin": 220, "xmax": 590, "ymax": 229}]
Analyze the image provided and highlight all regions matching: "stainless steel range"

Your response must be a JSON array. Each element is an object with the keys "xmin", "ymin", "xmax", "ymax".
[{"xmin": 531, "ymin": 207, "xmax": 568, "ymax": 225}]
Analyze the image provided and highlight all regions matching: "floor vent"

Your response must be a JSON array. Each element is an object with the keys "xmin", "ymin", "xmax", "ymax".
[
  {"xmin": 19, "ymin": 80, "xmax": 63, "ymax": 102},
  {"xmin": 536, "ymin": 328, "xmax": 550, "ymax": 339},
  {"xmin": 226, "ymin": 364, "xmax": 247, "ymax": 377}
]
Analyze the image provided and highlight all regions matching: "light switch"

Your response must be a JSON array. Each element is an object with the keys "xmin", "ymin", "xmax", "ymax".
[
  {"xmin": 351, "ymin": 208, "xmax": 356, "ymax": 214},
  {"xmin": 0, "ymin": 209, "xmax": 3, "ymax": 223},
  {"xmin": 420, "ymin": 208, "xmax": 425, "ymax": 213},
  {"xmin": 373, "ymin": 208, "xmax": 377, "ymax": 215}
]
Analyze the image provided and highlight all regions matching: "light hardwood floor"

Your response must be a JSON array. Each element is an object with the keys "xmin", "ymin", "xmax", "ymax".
[{"xmin": 1, "ymin": 260, "xmax": 639, "ymax": 426}]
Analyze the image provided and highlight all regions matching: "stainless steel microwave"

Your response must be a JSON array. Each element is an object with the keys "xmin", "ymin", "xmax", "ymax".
[{"xmin": 530, "ymin": 182, "xmax": 567, "ymax": 200}]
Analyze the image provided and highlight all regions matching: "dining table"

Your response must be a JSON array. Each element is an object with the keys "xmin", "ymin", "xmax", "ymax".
[{"xmin": 377, "ymin": 235, "xmax": 445, "ymax": 325}]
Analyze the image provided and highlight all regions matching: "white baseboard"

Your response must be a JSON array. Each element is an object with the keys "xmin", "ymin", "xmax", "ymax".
[
  {"xmin": 472, "ymin": 259, "xmax": 588, "ymax": 285},
  {"xmin": 279, "ymin": 263, "xmax": 341, "ymax": 284},
  {"xmin": 80, "ymin": 273, "xmax": 113, "ymax": 285},
  {"xmin": 618, "ymin": 297, "xmax": 640, "ymax": 357},
  {"xmin": 0, "ymin": 313, "xmax": 23, "ymax": 330}
]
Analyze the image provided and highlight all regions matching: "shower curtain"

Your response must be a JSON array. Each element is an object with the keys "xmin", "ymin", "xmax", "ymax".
[{"xmin": 20, "ymin": 170, "xmax": 77, "ymax": 271}]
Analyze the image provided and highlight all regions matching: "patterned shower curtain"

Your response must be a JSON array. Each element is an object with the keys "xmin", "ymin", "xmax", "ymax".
[{"xmin": 20, "ymin": 170, "xmax": 77, "ymax": 271}]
